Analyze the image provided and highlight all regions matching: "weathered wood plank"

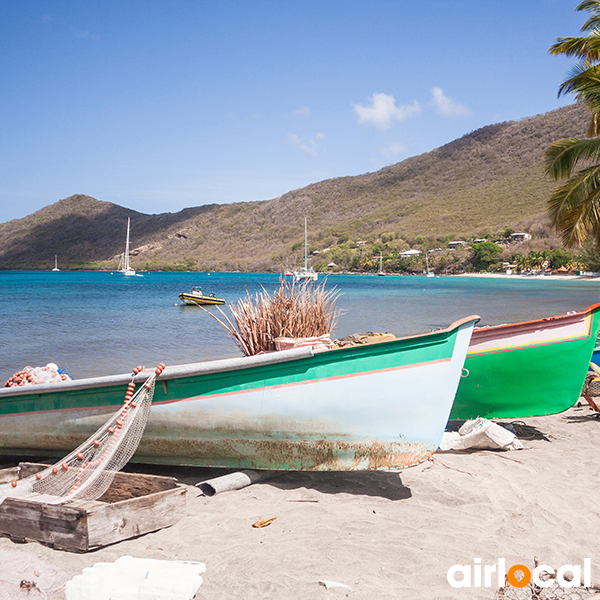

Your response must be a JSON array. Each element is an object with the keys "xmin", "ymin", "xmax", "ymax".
[
  {"xmin": 0, "ymin": 464, "xmax": 187, "ymax": 552},
  {"xmin": 0, "ymin": 496, "xmax": 89, "ymax": 551},
  {"xmin": 87, "ymin": 486, "xmax": 187, "ymax": 549}
]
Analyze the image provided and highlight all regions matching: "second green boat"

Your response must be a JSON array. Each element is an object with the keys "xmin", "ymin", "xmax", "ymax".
[{"xmin": 450, "ymin": 302, "xmax": 600, "ymax": 420}]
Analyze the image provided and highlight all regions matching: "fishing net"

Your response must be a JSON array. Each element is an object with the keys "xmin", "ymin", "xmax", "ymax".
[{"xmin": 0, "ymin": 363, "xmax": 165, "ymax": 506}]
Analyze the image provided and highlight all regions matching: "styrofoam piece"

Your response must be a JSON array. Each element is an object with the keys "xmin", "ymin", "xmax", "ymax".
[{"xmin": 65, "ymin": 556, "xmax": 205, "ymax": 600}]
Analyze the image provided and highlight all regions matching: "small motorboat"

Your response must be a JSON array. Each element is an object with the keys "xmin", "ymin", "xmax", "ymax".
[{"xmin": 178, "ymin": 287, "xmax": 225, "ymax": 306}]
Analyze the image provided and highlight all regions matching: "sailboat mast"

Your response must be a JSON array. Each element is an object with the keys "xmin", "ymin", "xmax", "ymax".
[
  {"xmin": 304, "ymin": 217, "xmax": 308, "ymax": 269},
  {"xmin": 125, "ymin": 218, "xmax": 131, "ymax": 270}
]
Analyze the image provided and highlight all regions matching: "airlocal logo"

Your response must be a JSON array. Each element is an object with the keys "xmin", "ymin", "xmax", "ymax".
[{"xmin": 447, "ymin": 558, "xmax": 592, "ymax": 588}]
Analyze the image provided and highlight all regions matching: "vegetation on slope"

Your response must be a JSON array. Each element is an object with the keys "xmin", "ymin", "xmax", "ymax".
[{"xmin": 0, "ymin": 102, "xmax": 592, "ymax": 274}]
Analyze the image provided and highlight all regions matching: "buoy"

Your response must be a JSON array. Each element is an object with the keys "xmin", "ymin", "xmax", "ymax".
[
  {"xmin": 35, "ymin": 472, "xmax": 42, "ymax": 480},
  {"xmin": 93, "ymin": 440, "xmax": 100, "ymax": 447},
  {"xmin": 52, "ymin": 467, "xmax": 58, "ymax": 474},
  {"xmin": 11, "ymin": 480, "xmax": 17, "ymax": 488},
  {"xmin": 108, "ymin": 427, "xmax": 115, "ymax": 433},
  {"xmin": 62, "ymin": 462, "xmax": 69, "ymax": 471},
  {"xmin": 77, "ymin": 452, "xmax": 84, "ymax": 460}
]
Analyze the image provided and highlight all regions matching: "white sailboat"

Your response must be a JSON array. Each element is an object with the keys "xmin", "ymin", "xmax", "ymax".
[
  {"xmin": 293, "ymin": 218, "xmax": 318, "ymax": 282},
  {"xmin": 378, "ymin": 251, "xmax": 385, "ymax": 276},
  {"xmin": 426, "ymin": 253, "xmax": 435, "ymax": 278},
  {"xmin": 118, "ymin": 218, "xmax": 136, "ymax": 276},
  {"xmin": 51, "ymin": 255, "xmax": 60, "ymax": 272}
]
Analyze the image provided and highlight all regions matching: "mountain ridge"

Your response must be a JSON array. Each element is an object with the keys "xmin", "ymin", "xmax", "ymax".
[{"xmin": 0, "ymin": 102, "xmax": 590, "ymax": 272}]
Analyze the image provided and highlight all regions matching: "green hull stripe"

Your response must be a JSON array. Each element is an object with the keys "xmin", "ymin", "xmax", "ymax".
[{"xmin": 0, "ymin": 326, "xmax": 459, "ymax": 418}]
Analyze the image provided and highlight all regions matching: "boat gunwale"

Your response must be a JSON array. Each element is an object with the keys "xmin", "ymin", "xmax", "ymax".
[
  {"xmin": 471, "ymin": 302, "xmax": 600, "ymax": 335},
  {"xmin": 0, "ymin": 314, "xmax": 480, "ymax": 400}
]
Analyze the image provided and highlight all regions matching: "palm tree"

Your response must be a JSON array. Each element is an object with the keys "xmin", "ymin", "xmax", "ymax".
[{"xmin": 545, "ymin": 1, "xmax": 600, "ymax": 247}]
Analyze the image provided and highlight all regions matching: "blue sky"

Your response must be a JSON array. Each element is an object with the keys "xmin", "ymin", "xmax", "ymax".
[{"xmin": 0, "ymin": 0, "xmax": 587, "ymax": 223}]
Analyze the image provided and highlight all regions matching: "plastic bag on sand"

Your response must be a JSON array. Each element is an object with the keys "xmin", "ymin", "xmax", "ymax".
[
  {"xmin": 274, "ymin": 334, "xmax": 332, "ymax": 352},
  {"xmin": 65, "ymin": 556, "xmax": 205, "ymax": 600},
  {"xmin": 439, "ymin": 417, "xmax": 524, "ymax": 451}
]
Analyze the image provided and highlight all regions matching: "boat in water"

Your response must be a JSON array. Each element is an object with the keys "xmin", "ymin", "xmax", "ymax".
[
  {"xmin": 179, "ymin": 287, "xmax": 226, "ymax": 306},
  {"xmin": 117, "ymin": 218, "xmax": 136, "ymax": 276},
  {"xmin": 0, "ymin": 315, "xmax": 479, "ymax": 470},
  {"xmin": 377, "ymin": 252, "xmax": 385, "ymax": 276},
  {"xmin": 51, "ymin": 255, "xmax": 60, "ymax": 272},
  {"xmin": 293, "ymin": 218, "xmax": 318, "ymax": 282},
  {"xmin": 450, "ymin": 302, "xmax": 600, "ymax": 420}
]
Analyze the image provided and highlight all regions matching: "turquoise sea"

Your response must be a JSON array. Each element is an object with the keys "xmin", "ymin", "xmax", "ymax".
[{"xmin": 1, "ymin": 270, "xmax": 599, "ymax": 382}]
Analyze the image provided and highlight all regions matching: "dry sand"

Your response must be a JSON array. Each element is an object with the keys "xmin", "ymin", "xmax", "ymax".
[{"xmin": 0, "ymin": 404, "xmax": 599, "ymax": 600}]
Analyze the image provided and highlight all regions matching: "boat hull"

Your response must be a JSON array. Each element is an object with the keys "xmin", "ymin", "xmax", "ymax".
[
  {"xmin": 0, "ymin": 316, "xmax": 478, "ymax": 470},
  {"xmin": 178, "ymin": 293, "xmax": 225, "ymax": 306},
  {"xmin": 450, "ymin": 303, "xmax": 600, "ymax": 420}
]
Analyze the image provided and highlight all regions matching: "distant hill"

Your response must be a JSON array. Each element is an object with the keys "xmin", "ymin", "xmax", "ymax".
[{"xmin": 0, "ymin": 102, "xmax": 590, "ymax": 272}]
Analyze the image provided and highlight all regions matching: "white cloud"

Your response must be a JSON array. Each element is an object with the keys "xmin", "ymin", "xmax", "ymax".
[
  {"xmin": 293, "ymin": 106, "xmax": 312, "ymax": 117},
  {"xmin": 431, "ymin": 87, "xmax": 472, "ymax": 116},
  {"xmin": 353, "ymin": 93, "xmax": 421, "ymax": 131},
  {"xmin": 287, "ymin": 132, "xmax": 325, "ymax": 157},
  {"xmin": 380, "ymin": 142, "xmax": 408, "ymax": 158}
]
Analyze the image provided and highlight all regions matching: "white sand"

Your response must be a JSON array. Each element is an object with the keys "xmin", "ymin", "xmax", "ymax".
[{"xmin": 0, "ymin": 404, "xmax": 599, "ymax": 599}]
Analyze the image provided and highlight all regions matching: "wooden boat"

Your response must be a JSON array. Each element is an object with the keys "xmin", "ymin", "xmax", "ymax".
[
  {"xmin": 178, "ymin": 287, "xmax": 225, "ymax": 306},
  {"xmin": 450, "ymin": 303, "xmax": 600, "ymax": 420},
  {"xmin": 0, "ymin": 315, "xmax": 479, "ymax": 471}
]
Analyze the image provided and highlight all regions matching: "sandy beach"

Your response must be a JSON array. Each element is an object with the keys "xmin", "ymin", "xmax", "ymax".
[{"xmin": 0, "ymin": 402, "xmax": 598, "ymax": 600}]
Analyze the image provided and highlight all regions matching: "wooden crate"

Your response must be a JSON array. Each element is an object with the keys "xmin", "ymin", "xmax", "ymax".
[{"xmin": 0, "ymin": 463, "xmax": 187, "ymax": 552}]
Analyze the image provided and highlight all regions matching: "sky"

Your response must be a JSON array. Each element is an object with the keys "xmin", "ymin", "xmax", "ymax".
[{"xmin": 0, "ymin": 0, "xmax": 589, "ymax": 223}]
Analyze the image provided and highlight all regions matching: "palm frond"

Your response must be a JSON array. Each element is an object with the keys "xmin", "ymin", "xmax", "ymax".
[
  {"xmin": 557, "ymin": 62, "xmax": 600, "ymax": 98},
  {"xmin": 547, "ymin": 165, "xmax": 600, "ymax": 246},
  {"xmin": 544, "ymin": 137, "xmax": 600, "ymax": 179},
  {"xmin": 578, "ymin": 0, "xmax": 600, "ymax": 31},
  {"xmin": 549, "ymin": 35, "xmax": 600, "ymax": 62}
]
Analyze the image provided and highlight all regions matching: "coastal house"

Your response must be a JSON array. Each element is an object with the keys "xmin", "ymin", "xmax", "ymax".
[
  {"xmin": 448, "ymin": 241, "xmax": 467, "ymax": 248},
  {"xmin": 400, "ymin": 249, "xmax": 421, "ymax": 257},
  {"xmin": 510, "ymin": 233, "xmax": 532, "ymax": 242}
]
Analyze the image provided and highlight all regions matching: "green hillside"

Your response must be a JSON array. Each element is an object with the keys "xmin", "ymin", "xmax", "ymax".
[{"xmin": 0, "ymin": 102, "xmax": 590, "ymax": 273}]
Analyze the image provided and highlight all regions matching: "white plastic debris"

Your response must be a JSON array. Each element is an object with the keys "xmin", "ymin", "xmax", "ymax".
[
  {"xmin": 318, "ymin": 579, "xmax": 353, "ymax": 591},
  {"xmin": 439, "ymin": 417, "xmax": 524, "ymax": 451},
  {"xmin": 64, "ymin": 556, "xmax": 205, "ymax": 600}
]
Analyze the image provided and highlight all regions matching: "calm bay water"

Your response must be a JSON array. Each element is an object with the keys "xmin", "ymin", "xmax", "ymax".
[{"xmin": 1, "ymin": 270, "xmax": 599, "ymax": 382}]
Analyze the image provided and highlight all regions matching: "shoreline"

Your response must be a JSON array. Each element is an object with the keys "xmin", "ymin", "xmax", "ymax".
[{"xmin": 452, "ymin": 272, "xmax": 600, "ymax": 281}]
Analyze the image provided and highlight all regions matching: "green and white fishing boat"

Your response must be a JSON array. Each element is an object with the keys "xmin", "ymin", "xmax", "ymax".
[
  {"xmin": 450, "ymin": 302, "xmax": 600, "ymax": 420},
  {"xmin": 0, "ymin": 315, "xmax": 479, "ymax": 471}
]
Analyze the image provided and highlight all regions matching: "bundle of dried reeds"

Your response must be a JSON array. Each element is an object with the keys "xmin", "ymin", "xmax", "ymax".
[{"xmin": 199, "ymin": 278, "xmax": 343, "ymax": 356}]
